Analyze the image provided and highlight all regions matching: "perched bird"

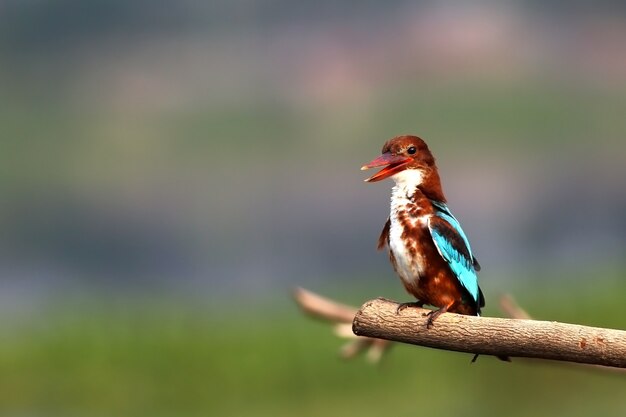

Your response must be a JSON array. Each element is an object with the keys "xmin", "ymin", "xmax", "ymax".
[{"xmin": 361, "ymin": 135, "xmax": 485, "ymax": 327}]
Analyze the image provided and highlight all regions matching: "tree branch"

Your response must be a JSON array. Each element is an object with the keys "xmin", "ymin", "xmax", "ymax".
[
  {"xmin": 293, "ymin": 287, "xmax": 358, "ymax": 323},
  {"xmin": 352, "ymin": 297, "xmax": 626, "ymax": 368},
  {"xmin": 293, "ymin": 287, "xmax": 392, "ymax": 362}
]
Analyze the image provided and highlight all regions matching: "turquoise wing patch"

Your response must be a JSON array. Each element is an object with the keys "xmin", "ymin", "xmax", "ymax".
[{"xmin": 427, "ymin": 205, "xmax": 481, "ymax": 306}]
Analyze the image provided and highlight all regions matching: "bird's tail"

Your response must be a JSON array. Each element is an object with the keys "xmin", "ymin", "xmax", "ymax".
[{"xmin": 471, "ymin": 353, "xmax": 511, "ymax": 363}]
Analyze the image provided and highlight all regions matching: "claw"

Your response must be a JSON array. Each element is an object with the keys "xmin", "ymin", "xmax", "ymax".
[
  {"xmin": 395, "ymin": 301, "xmax": 424, "ymax": 314},
  {"xmin": 424, "ymin": 300, "xmax": 457, "ymax": 328},
  {"xmin": 424, "ymin": 309, "xmax": 445, "ymax": 328}
]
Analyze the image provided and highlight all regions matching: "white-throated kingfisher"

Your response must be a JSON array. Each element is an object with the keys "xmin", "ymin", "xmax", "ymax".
[{"xmin": 361, "ymin": 135, "xmax": 485, "ymax": 326}]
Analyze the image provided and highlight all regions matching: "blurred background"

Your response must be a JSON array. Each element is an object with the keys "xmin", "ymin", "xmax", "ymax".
[{"xmin": 0, "ymin": 0, "xmax": 625, "ymax": 415}]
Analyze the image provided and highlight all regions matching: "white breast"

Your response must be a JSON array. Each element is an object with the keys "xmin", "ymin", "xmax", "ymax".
[{"xmin": 387, "ymin": 177, "xmax": 430, "ymax": 287}]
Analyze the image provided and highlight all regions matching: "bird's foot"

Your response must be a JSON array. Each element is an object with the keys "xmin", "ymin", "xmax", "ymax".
[
  {"xmin": 424, "ymin": 308, "xmax": 446, "ymax": 328},
  {"xmin": 395, "ymin": 301, "xmax": 424, "ymax": 315},
  {"xmin": 423, "ymin": 301, "xmax": 457, "ymax": 328}
]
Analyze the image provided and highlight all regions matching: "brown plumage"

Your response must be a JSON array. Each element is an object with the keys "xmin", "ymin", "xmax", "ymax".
[
  {"xmin": 363, "ymin": 136, "xmax": 510, "ymax": 361},
  {"xmin": 362, "ymin": 135, "xmax": 482, "ymax": 322},
  {"xmin": 383, "ymin": 187, "xmax": 479, "ymax": 316}
]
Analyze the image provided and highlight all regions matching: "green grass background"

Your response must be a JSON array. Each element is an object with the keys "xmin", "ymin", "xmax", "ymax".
[{"xmin": 1, "ymin": 271, "xmax": 625, "ymax": 417}]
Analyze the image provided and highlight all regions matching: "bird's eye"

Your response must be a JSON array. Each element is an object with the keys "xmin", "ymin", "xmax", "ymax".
[{"xmin": 407, "ymin": 146, "xmax": 416, "ymax": 155}]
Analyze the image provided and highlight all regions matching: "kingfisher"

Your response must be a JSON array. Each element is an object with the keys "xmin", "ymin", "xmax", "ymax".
[{"xmin": 361, "ymin": 135, "xmax": 485, "ymax": 327}]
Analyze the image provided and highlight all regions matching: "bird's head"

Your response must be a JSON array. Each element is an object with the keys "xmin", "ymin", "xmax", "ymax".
[{"xmin": 361, "ymin": 135, "xmax": 436, "ymax": 184}]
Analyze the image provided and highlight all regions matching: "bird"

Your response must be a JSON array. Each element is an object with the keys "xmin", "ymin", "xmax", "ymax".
[{"xmin": 361, "ymin": 135, "xmax": 486, "ymax": 328}]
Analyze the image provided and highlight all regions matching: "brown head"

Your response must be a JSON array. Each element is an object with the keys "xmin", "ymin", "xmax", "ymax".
[{"xmin": 361, "ymin": 135, "xmax": 445, "ymax": 201}]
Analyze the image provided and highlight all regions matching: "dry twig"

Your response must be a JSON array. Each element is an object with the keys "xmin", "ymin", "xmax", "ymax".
[
  {"xmin": 293, "ymin": 287, "xmax": 392, "ymax": 362},
  {"xmin": 353, "ymin": 297, "xmax": 626, "ymax": 368},
  {"xmin": 295, "ymin": 287, "xmax": 626, "ymax": 369}
]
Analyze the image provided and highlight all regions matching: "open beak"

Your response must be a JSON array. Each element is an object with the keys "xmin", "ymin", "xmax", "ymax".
[{"xmin": 360, "ymin": 152, "xmax": 412, "ymax": 182}]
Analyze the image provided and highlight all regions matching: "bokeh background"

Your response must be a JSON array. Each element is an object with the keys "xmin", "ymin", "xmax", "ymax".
[{"xmin": 1, "ymin": 1, "xmax": 625, "ymax": 416}]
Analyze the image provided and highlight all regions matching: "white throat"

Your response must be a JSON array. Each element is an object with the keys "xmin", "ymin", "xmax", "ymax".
[{"xmin": 391, "ymin": 169, "xmax": 424, "ymax": 198}]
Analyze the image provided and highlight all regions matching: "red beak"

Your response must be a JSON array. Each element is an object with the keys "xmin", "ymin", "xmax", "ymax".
[{"xmin": 361, "ymin": 152, "xmax": 412, "ymax": 182}]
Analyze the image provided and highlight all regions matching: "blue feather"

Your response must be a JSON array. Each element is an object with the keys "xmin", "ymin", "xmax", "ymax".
[{"xmin": 428, "ymin": 201, "xmax": 481, "ymax": 305}]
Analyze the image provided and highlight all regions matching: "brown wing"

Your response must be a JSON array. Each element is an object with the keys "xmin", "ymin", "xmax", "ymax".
[{"xmin": 377, "ymin": 217, "xmax": 390, "ymax": 250}]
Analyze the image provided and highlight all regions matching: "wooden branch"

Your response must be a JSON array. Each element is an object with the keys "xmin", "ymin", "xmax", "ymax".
[
  {"xmin": 293, "ymin": 287, "xmax": 393, "ymax": 362},
  {"xmin": 293, "ymin": 287, "xmax": 358, "ymax": 323},
  {"xmin": 498, "ymin": 293, "xmax": 626, "ymax": 373},
  {"xmin": 353, "ymin": 297, "xmax": 626, "ymax": 368},
  {"xmin": 294, "ymin": 288, "xmax": 626, "ymax": 370}
]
